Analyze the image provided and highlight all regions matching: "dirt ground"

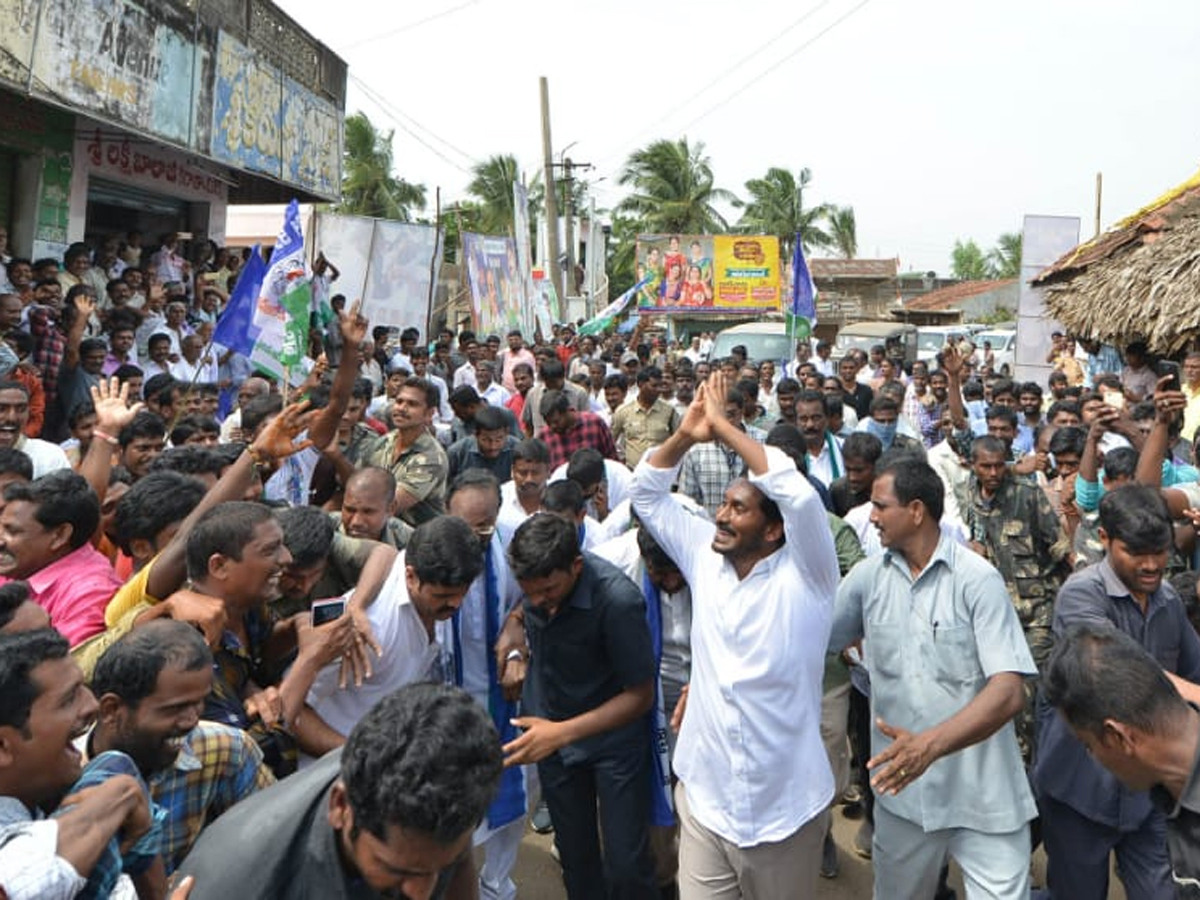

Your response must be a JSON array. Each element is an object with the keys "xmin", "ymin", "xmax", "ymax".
[{"xmin": 499, "ymin": 803, "xmax": 1129, "ymax": 899}]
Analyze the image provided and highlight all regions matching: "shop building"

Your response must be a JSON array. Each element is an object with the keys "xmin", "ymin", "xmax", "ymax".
[{"xmin": 0, "ymin": 0, "xmax": 344, "ymax": 261}]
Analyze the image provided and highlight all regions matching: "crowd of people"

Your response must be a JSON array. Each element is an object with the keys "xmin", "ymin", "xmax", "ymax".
[{"xmin": 5, "ymin": 234, "xmax": 1200, "ymax": 900}]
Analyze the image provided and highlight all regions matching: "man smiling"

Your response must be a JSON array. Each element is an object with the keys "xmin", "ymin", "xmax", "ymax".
[
  {"xmin": 85, "ymin": 621, "xmax": 274, "ymax": 872},
  {"xmin": 0, "ymin": 381, "xmax": 69, "ymax": 476},
  {"xmin": 1035, "ymin": 484, "xmax": 1200, "ymax": 899}
]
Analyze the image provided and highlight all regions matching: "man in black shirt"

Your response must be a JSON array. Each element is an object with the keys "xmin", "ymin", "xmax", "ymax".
[
  {"xmin": 1045, "ymin": 623, "xmax": 1200, "ymax": 899},
  {"xmin": 504, "ymin": 513, "xmax": 658, "ymax": 900},
  {"xmin": 177, "ymin": 683, "xmax": 501, "ymax": 900}
]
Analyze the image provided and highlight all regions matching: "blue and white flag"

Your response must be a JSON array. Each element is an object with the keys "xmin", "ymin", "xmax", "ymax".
[
  {"xmin": 786, "ymin": 233, "xmax": 816, "ymax": 340},
  {"xmin": 577, "ymin": 276, "xmax": 651, "ymax": 337},
  {"xmin": 212, "ymin": 245, "xmax": 267, "ymax": 358}
]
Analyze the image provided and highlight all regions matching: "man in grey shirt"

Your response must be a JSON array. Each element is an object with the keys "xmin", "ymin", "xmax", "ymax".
[{"xmin": 830, "ymin": 458, "xmax": 1036, "ymax": 899}]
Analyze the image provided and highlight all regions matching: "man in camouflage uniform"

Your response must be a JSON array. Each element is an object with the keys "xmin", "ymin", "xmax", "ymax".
[
  {"xmin": 359, "ymin": 377, "xmax": 448, "ymax": 526},
  {"xmin": 967, "ymin": 434, "xmax": 1071, "ymax": 762}
]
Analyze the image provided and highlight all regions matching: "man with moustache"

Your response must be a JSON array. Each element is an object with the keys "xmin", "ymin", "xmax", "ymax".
[
  {"xmin": 631, "ymin": 373, "xmax": 840, "ymax": 898},
  {"xmin": 498, "ymin": 437, "xmax": 552, "ymax": 547},
  {"xmin": 332, "ymin": 465, "xmax": 414, "ymax": 550},
  {"xmin": 291, "ymin": 516, "xmax": 483, "ymax": 762},
  {"xmin": 1035, "ymin": 484, "xmax": 1200, "ymax": 899},
  {"xmin": 84, "ymin": 621, "xmax": 274, "ymax": 872}
]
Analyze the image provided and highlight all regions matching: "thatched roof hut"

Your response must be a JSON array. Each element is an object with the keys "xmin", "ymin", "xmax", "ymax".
[{"xmin": 1034, "ymin": 170, "xmax": 1200, "ymax": 353}]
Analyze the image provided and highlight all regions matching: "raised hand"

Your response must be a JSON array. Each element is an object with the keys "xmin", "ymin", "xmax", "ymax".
[
  {"xmin": 1155, "ymin": 375, "xmax": 1187, "ymax": 423},
  {"xmin": 250, "ymin": 400, "xmax": 315, "ymax": 461},
  {"xmin": 338, "ymin": 299, "xmax": 370, "ymax": 347},
  {"xmin": 73, "ymin": 293, "xmax": 98, "ymax": 321},
  {"xmin": 90, "ymin": 376, "xmax": 145, "ymax": 434},
  {"xmin": 677, "ymin": 383, "xmax": 714, "ymax": 443},
  {"xmin": 940, "ymin": 344, "xmax": 964, "ymax": 379},
  {"xmin": 702, "ymin": 371, "xmax": 730, "ymax": 424}
]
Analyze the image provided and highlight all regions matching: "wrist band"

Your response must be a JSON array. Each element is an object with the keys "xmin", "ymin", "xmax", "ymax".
[{"xmin": 93, "ymin": 429, "xmax": 119, "ymax": 446}]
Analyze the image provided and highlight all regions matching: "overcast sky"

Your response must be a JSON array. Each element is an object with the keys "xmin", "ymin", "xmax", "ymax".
[{"xmin": 277, "ymin": 0, "xmax": 1200, "ymax": 274}]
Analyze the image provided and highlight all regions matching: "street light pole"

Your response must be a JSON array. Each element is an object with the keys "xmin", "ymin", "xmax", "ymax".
[{"xmin": 539, "ymin": 77, "xmax": 562, "ymax": 301}]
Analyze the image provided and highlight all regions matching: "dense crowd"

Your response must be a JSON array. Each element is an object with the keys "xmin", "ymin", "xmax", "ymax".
[{"xmin": 3, "ymin": 233, "xmax": 1200, "ymax": 900}]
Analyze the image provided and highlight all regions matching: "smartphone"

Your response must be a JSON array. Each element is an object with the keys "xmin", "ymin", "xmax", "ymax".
[
  {"xmin": 176, "ymin": 231, "xmax": 194, "ymax": 241},
  {"xmin": 1103, "ymin": 392, "xmax": 1125, "ymax": 410},
  {"xmin": 1157, "ymin": 360, "xmax": 1182, "ymax": 392},
  {"xmin": 311, "ymin": 598, "xmax": 346, "ymax": 626}
]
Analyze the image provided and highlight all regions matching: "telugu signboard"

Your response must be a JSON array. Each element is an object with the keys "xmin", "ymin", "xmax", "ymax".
[{"xmin": 635, "ymin": 234, "xmax": 780, "ymax": 314}]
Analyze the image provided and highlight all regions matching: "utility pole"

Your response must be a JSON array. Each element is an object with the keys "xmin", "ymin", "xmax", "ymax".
[
  {"xmin": 564, "ymin": 157, "xmax": 575, "ymax": 300},
  {"xmin": 540, "ymin": 77, "xmax": 562, "ymax": 301}
]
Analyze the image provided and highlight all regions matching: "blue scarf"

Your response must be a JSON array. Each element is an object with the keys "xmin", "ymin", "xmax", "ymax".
[
  {"xmin": 642, "ymin": 571, "xmax": 675, "ymax": 827},
  {"xmin": 451, "ymin": 542, "xmax": 526, "ymax": 830}
]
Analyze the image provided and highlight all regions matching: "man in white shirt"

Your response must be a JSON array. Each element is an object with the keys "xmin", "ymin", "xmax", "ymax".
[
  {"xmin": 476, "ymin": 360, "xmax": 511, "ymax": 409},
  {"xmin": 0, "ymin": 382, "xmax": 69, "ymax": 477},
  {"xmin": 631, "ymin": 372, "xmax": 839, "ymax": 898},
  {"xmin": 498, "ymin": 438, "xmax": 551, "ymax": 547},
  {"xmin": 453, "ymin": 337, "xmax": 482, "ymax": 390},
  {"xmin": 300, "ymin": 516, "xmax": 483, "ymax": 752},
  {"xmin": 169, "ymin": 334, "xmax": 219, "ymax": 386},
  {"xmin": 441, "ymin": 473, "xmax": 528, "ymax": 900},
  {"xmin": 797, "ymin": 390, "xmax": 845, "ymax": 489}
]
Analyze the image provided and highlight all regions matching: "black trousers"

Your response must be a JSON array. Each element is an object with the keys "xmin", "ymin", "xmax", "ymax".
[{"xmin": 539, "ymin": 742, "xmax": 659, "ymax": 900}]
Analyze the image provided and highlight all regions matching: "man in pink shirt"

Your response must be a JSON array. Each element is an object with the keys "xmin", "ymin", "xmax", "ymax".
[
  {"xmin": 498, "ymin": 329, "xmax": 536, "ymax": 393},
  {"xmin": 0, "ymin": 469, "xmax": 122, "ymax": 645}
]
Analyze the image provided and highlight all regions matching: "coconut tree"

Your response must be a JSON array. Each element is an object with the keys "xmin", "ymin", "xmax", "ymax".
[
  {"xmin": 616, "ymin": 138, "xmax": 738, "ymax": 235},
  {"xmin": 339, "ymin": 111, "xmax": 426, "ymax": 221},
  {"xmin": 827, "ymin": 205, "xmax": 858, "ymax": 259},
  {"xmin": 988, "ymin": 232, "xmax": 1023, "ymax": 278},
  {"xmin": 466, "ymin": 154, "xmax": 524, "ymax": 235},
  {"xmin": 737, "ymin": 167, "xmax": 832, "ymax": 260}
]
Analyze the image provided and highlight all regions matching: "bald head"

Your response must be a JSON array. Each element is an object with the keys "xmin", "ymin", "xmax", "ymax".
[
  {"xmin": 341, "ymin": 466, "xmax": 398, "ymax": 540},
  {"xmin": 237, "ymin": 377, "xmax": 270, "ymax": 409}
]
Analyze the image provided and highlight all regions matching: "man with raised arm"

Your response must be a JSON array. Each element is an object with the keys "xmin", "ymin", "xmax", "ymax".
[{"xmin": 630, "ymin": 372, "xmax": 840, "ymax": 898}]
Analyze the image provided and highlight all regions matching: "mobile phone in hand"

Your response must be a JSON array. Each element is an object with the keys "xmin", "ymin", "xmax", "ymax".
[
  {"xmin": 311, "ymin": 598, "xmax": 346, "ymax": 626},
  {"xmin": 1157, "ymin": 360, "xmax": 1181, "ymax": 393}
]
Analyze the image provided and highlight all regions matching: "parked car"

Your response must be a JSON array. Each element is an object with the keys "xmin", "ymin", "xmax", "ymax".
[
  {"xmin": 975, "ymin": 329, "xmax": 1017, "ymax": 377},
  {"xmin": 916, "ymin": 326, "xmax": 970, "ymax": 364},
  {"xmin": 833, "ymin": 322, "xmax": 919, "ymax": 372},
  {"xmin": 709, "ymin": 321, "xmax": 795, "ymax": 364}
]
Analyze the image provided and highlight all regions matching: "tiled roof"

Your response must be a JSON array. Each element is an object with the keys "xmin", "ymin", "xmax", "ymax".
[
  {"xmin": 1035, "ymin": 170, "xmax": 1200, "ymax": 283},
  {"xmin": 810, "ymin": 258, "xmax": 898, "ymax": 280},
  {"xmin": 905, "ymin": 279, "xmax": 1016, "ymax": 311}
]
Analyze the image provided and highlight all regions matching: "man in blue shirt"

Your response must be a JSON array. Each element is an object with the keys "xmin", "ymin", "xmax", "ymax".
[{"xmin": 1035, "ymin": 484, "xmax": 1200, "ymax": 899}]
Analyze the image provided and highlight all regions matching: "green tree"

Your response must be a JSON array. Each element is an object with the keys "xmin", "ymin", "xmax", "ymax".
[
  {"xmin": 736, "ymin": 167, "xmax": 831, "ymax": 260},
  {"xmin": 338, "ymin": 111, "xmax": 426, "ymax": 221},
  {"xmin": 616, "ymin": 138, "xmax": 738, "ymax": 235},
  {"xmin": 826, "ymin": 205, "xmax": 857, "ymax": 259},
  {"xmin": 466, "ymin": 154, "xmax": 524, "ymax": 236},
  {"xmin": 988, "ymin": 232, "xmax": 1023, "ymax": 278},
  {"xmin": 605, "ymin": 209, "xmax": 641, "ymax": 295},
  {"xmin": 950, "ymin": 238, "xmax": 990, "ymax": 281}
]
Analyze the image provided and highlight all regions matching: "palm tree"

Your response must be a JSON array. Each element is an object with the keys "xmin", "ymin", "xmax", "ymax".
[
  {"xmin": 826, "ymin": 205, "xmax": 857, "ymax": 258},
  {"xmin": 616, "ymin": 138, "xmax": 738, "ymax": 235},
  {"xmin": 988, "ymin": 232, "xmax": 1023, "ymax": 278},
  {"xmin": 339, "ymin": 112, "xmax": 426, "ymax": 221},
  {"xmin": 736, "ymin": 167, "xmax": 831, "ymax": 260},
  {"xmin": 466, "ymin": 154, "xmax": 523, "ymax": 235}
]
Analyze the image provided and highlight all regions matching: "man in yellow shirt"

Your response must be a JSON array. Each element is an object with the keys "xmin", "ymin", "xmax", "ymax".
[{"xmin": 1181, "ymin": 352, "xmax": 1200, "ymax": 445}]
